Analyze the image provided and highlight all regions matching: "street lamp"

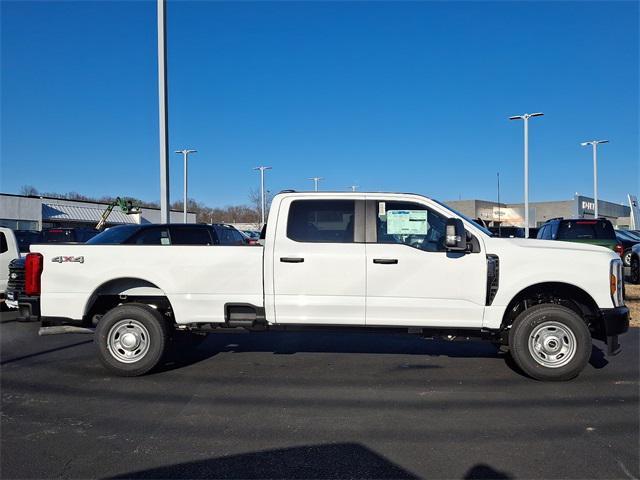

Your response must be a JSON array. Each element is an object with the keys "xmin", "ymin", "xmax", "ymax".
[
  {"xmin": 308, "ymin": 177, "xmax": 323, "ymax": 191},
  {"xmin": 254, "ymin": 166, "xmax": 272, "ymax": 225},
  {"xmin": 157, "ymin": 0, "xmax": 170, "ymax": 223},
  {"xmin": 175, "ymin": 149, "xmax": 197, "ymax": 222},
  {"xmin": 580, "ymin": 140, "xmax": 609, "ymax": 218},
  {"xmin": 350, "ymin": 185, "xmax": 359, "ymax": 192},
  {"xmin": 509, "ymin": 112, "xmax": 544, "ymax": 238}
]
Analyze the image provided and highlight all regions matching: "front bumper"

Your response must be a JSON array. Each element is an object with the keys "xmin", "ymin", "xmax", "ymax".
[{"xmin": 599, "ymin": 306, "xmax": 629, "ymax": 355}]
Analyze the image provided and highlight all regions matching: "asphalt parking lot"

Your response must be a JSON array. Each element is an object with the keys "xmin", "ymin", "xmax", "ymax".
[{"xmin": 1, "ymin": 312, "xmax": 638, "ymax": 480}]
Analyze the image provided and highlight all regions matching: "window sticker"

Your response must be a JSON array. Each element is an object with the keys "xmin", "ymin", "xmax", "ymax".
[
  {"xmin": 161, "ymin": 237, "xmax": 170, "ymax": 245},
  {"xmin": 378, "ymin": 202, "xmax": 386, "ymax": 217},
  {"xmin": 386, "ymin": 210, "xmax": 428, "ymax": 235}
]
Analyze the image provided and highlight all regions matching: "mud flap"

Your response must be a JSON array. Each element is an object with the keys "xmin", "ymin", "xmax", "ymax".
[{"xmin": 607, "ymin": 335, "xmax": 621, "ymax": 356}]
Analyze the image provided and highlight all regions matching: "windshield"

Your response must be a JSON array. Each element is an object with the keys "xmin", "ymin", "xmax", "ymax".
[
  {"xmin": 432, "ymin": 199, "xmax": 493, "ymax": 236},
  {"xmin": 42, "ymin": 229, "xmax": 76, "ymax": 243},
  {"xmin": 86, "ymin": 225, "xmax": 141, "ymax": 244}
]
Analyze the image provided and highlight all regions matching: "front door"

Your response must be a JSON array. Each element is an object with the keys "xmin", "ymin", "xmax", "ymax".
[
  {"xmin": 365, "ymin": 199, "xmax": 486, "ymax": 327},
  {"xmin": 273, "ymin": 198, "xmax": 366, "ymax": 324}
]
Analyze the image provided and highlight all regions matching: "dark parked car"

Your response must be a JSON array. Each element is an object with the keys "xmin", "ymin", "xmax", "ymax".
[
  {"xmin": 86, "ymin": 223, "xmax": 249, "ymax": 246},
  {"xmin": 488, "ymin": 226, "xmax": 538, "ymax": 238},
  {"xmin": 615, "ymin": 230, "xmax": 640, "ymax": 267},
  {"xmin": 536, "ymin": 218, "xmax": 623, "ymax": 259}
]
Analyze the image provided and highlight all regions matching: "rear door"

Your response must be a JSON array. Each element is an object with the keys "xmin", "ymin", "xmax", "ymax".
[{"xmin": 272, "ymin": 197, "xmax": 366, "ymax": 324}]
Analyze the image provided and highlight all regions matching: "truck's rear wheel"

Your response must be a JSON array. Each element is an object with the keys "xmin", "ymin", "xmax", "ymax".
[
  {"xmin": 508, "ymin": 304, "xmax": 591, "ymax": 381},
  {"xmin": 95, "ymin": 304, "xmax": 169, "ymax": 376}
]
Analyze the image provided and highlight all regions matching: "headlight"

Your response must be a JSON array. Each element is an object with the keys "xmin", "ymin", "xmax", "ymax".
[{"xmin": 610, "ymin": 259, "xmax": 624, "ymax": 307}]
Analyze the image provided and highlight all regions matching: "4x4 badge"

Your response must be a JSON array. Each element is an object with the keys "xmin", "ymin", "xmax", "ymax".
[{"xmin": 52, "ymin": 256, "xmax": 84, "ymax": 264}]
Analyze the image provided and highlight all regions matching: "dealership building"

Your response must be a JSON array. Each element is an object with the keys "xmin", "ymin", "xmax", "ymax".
[
  {"xmin": 0, "ymin": 193, "xmax": 196, "ymax": 230},
  {"xmin": 445, "ymin": 194, "xmax": 632, "ymax": 229}
]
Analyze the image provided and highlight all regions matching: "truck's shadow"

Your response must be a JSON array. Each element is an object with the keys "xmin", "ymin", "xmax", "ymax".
[
  {"xmin": 109, "ymin": 442, "xmax": 511, "ymax": 479},
  {"xmin": 157, "ymin": 330, "xmax": 609, "ymax": 378},
  {"xmin": 157, "ymin": 330, "xmax": 499, "ymax": 373},
  {"xmin": 110, "ymin": 442, "xmax": 418, "ymax": 479}
]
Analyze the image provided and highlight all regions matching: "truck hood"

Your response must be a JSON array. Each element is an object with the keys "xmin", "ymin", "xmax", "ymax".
[{"xmin": 486, "ymin": 237, "xmax": 617, "ymax": 256}]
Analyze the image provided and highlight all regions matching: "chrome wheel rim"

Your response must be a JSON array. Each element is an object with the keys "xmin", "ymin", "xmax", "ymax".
[
  {"xmin": 624, "ymin": 252, "xmax": 631, "ymax": 267},
  {"xmin": 107, "ymin": 319, "xmax": 150, "ymax": 363},
  {"xmin": 528, "ymin": 321, "xmax": 577, "ymax": 368}
]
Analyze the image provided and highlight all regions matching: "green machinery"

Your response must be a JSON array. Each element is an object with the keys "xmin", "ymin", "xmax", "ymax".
[{"xmin": 95, "ymin": 197, "xmax": 141, "ymax": 231}]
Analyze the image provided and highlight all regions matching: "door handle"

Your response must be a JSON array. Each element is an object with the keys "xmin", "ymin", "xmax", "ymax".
[
  {"xmin": 373, "ymin": 258, "xmax": 398, "ymax": 264},
  {"xmin": 280, "ymin": 257, "xmax": 304, "ymax": 263}
]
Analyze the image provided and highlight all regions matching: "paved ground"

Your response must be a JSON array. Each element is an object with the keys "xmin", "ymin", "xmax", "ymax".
[{"xmin": 1, "ymin": 312, "xmax": 638, "ymax": 479}]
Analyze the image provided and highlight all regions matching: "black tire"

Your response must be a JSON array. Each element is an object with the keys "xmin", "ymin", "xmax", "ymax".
[
  {"xmin": 508, "ymin": 304, "xmax": 591, "ymax": 381},
  {"xmin": 630, "ymin": 254, "xmax": 640, "ymax": 285},
  {"xmin": 95, "ymin": 303, "xmax": 169, "ymax": 377}
]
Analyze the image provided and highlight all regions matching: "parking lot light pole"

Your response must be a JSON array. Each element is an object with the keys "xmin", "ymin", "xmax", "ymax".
[
  {"xmin": 580, "ymin": 140, "xmax": 609, "ymax": 218},
  {"xmin": 254, "ymin": 166, "xmax": 272, "ymax": 225},
  {"xmin": 157, "ymin": 0, "xmax": 170, "ymax": 223},
  {"xmin": 350, "ymin": 185, "xmax": 359, "ymax": 192},
  {"xmin": 509, "ymin": 112, "xmax": 544, "ymax": 238},
  {"xmin": 308, "ymin": 177, "xmax": 323, "ymax": 191},
  {"xmin": 175, "ymin": 149, "xmax": 197, "ymax": 222}
]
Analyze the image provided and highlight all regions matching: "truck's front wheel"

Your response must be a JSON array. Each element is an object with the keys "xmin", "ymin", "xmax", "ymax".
[
  {"xmin": 95, "ymin": 304, "xmax": 169, "ymax": 377},
  {"xmin": 509, "ymin": 304, "xmax": 591, "ymax": 381}
]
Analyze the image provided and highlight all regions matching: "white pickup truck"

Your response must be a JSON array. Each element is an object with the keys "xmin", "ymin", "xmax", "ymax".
[
  {"xmin": 0, "ymin": 227, "xmax": 20, "ymax": 305},
  {"xmin": 26, "ymin": 192, "xmax": 629, "ymax": 380}
]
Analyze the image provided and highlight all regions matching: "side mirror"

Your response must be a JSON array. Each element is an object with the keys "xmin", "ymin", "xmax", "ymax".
[{"xmin": 445, "ymin": 218, "xmax": 467, "ymax": 251}]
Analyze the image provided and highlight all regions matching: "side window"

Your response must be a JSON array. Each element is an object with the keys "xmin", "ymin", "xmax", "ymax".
[
  {"xmin": 376, "ymin": 201, "xmax": 446, "ymax": 252},
  {"xmin": 217, "ymin": 226, "xmax": 240, "ymax": 245},
  {"xmin": 287, "ymin": 200, "xmax": 355, "ymax": 243},
  {"xmin": 129, "ymin": 227, "xmax": 171, "ymax": 245},
  {"xmin": 170, "ymin": 227, "xmax": 212, "ymax": 245},
  {"xmin": 0, "ymin": 232, "xmax": 7, "ymax": 253},
  {"xmin": 550, "ymin": 222, "xmax": 559, "ymax": 240},
  {"xmin": 231, "ymin": 230, "xmax": 246, "ymax": 244}
]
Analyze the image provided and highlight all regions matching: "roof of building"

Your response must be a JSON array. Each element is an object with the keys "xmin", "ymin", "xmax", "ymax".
[{"xmin": 42, "ymin": 203, "xmax": 138, "ymax": 224}]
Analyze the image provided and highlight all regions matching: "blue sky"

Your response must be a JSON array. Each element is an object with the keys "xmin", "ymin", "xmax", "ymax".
[{"xmin": 1, "ymin": 1, "xmax": 638, "ymax": 207}]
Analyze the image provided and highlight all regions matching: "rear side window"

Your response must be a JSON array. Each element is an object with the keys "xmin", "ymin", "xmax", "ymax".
[
  {"xmin": 129, "ymin": 227, "xmax": 171, "ymax": 245},
  {"xmin": 558, "ymin": 220, "xmax": 616, "ymax": 240},
  {"xmin": 287, "ymin": 200, "xmax": 355, "ymax": 243},
  {"xmin": 170, "ymin": 227, "xmax": 213, "ymax": 245},
  {"xmin": 231, "ymin": 229, "xmax": 246, "ymax": 244},
  {"xmin": 215, "ymin": 226, "xmax": 245, "ymax": 245},
  {"xmin": 0, "ymin": 232, "xmax": 7, "ymax": 253}
]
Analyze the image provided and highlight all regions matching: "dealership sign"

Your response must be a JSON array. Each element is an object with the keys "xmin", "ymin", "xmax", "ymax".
[{"xmin": 581, "ymin": 200, "xmax": 596, "ymax": 213}]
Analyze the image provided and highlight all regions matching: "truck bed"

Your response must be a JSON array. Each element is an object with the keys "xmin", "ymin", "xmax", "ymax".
[{"xmin": 34, "ymin": 244, "xmax": 264, "ymax": 324}]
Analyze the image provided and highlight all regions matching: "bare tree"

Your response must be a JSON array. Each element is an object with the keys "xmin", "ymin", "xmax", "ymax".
[
  {"xmin": 249, "ymin": 188, "xmax": 274, "ymax": 220},
  {"xmin": 19, "ymin": 185, "xmax": 39, "ymax": 196}
]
